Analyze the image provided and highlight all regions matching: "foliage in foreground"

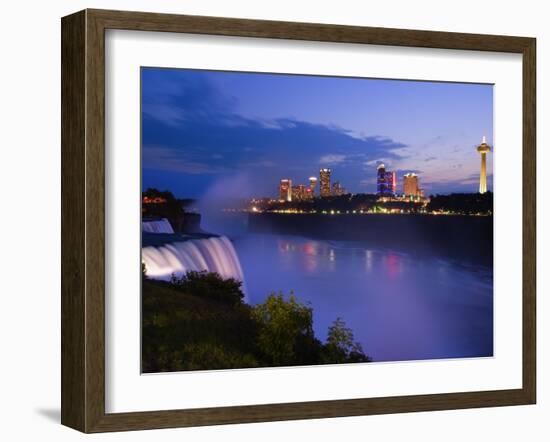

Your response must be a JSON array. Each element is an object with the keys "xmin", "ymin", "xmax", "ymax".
[
  {"xmin": 169, "ymin": 271, "xmax": 245, "ymax": 306},
  {"xmin": 142, "ymin": 271, "xmax": 370, "ymax": 372},
  {"xmin": 427, "ymin": 192, "xmax": 493, "ymax": 215}
]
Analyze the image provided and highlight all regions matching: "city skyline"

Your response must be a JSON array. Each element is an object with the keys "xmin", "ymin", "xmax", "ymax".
[
  {"xmin": 142, "ymin": 68, "xmax": 493, "ymax": 199},
  {"xmin": 273, "ymin": 163, "xmax": 428, "ymax": 202}
]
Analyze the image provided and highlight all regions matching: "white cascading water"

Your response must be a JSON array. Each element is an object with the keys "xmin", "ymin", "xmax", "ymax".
[
  {"xmin": 142, "ymin": 236, "xmax": 247, "ymax": 296},
  {"xmin": 142, "ymin": 218, "xmax": 175, "ymax": 234}
]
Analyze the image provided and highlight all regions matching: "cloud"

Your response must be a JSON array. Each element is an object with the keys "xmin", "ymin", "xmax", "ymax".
[
  {"xmin": 360, "ymin": 178, "xmax": 376, "ymax": 187},
  {"xmin": 142, "ymin": 145, "xmax": 230, "ymax": 175},
  {"xmin": 141, "ymin": 69, "xmax": 409, "ymax": 197},
  {"xmin": 363, "ymin": 158, "xmax": 395, "ymax": 169},
  {"xmin": 421, "ymin": 172, "xmax": 493, "ymax": 195},
  {"xmin": 397, "ymin": 168, "xmax": 423, "ymax": 175},
  {"xmin": 319, "ymin": 154, "xmax": 348, "ymax": 165}
]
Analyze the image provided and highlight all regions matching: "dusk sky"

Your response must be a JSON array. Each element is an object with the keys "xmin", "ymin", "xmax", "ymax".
[{"xmin": 142, "ymin": 68, "xmax": 493, "ymax": 199}]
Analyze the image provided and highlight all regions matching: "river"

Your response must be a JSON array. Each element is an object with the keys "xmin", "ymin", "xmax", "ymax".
[{"xmin": 206, "ymin": 212, "xmax": 494, "ymax": 362}]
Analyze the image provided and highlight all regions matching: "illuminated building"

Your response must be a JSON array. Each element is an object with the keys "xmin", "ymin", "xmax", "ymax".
[
  {"xmin": 331, "ymin": 181, "xmax": 346, "ymax": 196},
  {"xmin": 279, "ymin": 179, "xmax": 292, "ymax": 201},
  {"xmin": 389, "ymin": 171, "xmax": 396, "ymax": 194},
  {"xmin": 320, "ymin": 168, "xmax": 331, "ymax": 197},
  {"xmin": 142, "ymin": 196, "xmax": 167, "ymax": 204},
  {"xmin": 376, "ymin": 164, "xmax": 386, "ymax": 195},
  {"xmin": 477, "ymin": 136, "xmax": 491, "ymax": 194},
  {"xmin": 403, "ymin": 173, "xmax": 420, "ymax": 197},
  {"xmin": 376, "ymin": 164, "xmax": 396, "ymax": 196},
  {"xmin": 292, "ymin": 184, "xmax": 308, "ymax": 201},
  {"xmin": 309, "ymin": 176, "xmax": 318, "ymax": 196}
]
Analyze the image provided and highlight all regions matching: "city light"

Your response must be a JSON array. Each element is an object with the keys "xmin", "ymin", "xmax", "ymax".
[{"xmin": 243, "ymin": 154, "xmax": 491, "ymax": 217}]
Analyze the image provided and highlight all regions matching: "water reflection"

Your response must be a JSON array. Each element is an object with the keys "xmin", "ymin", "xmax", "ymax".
[{"xmin": 233, "ymin": 234, "xmax": 493, "ymax": 362}]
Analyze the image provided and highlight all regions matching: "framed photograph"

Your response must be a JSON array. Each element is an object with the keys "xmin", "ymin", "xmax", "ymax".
[{"xmin": 61, "ymin": 9, "xmax": 536, "ymax": 433}]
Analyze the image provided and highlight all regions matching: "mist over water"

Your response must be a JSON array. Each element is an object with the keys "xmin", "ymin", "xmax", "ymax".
[
  {"xmin": 206, "ymin": 211, "xmax": 493, "ymax": 362},
  {"xmin": 195, "ymin": 174, "xmax": 251, "ymax": 236}
]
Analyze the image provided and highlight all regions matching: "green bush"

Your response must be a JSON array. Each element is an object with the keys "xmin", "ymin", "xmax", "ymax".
[
  {"xmin": 142, "ymin": 272, "xmax": 370, "ymax": 372},
  {"xmin": 149, "ymin": 343, "xmax": 259, "ymax": 372},
  {"xmin": 252, "ymin": 292, "xmax": 323, "ymax": 366},
  {"xmin": 142, "ymin": 278, "xmax": 258, "ymax": 372},
  {"xmin": 169, "ymin": 270, "xmax": 245, "ymax": 306},
  {"xmin": 427, "ymin": 192, "xmax": 493, "ymax": 215},
  {"xmin": 323, "ymin": 317, "xmax": 371, "ymax": 363}
]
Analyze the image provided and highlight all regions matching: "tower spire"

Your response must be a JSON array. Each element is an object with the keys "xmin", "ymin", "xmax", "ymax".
[{"xmin": 476, "ymin": 137, "xmax": 491, "ymax": 194}]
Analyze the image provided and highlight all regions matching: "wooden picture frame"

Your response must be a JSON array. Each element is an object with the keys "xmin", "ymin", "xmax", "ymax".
[{"xmin": 61, "ymin": 8, "xmax": 536, "ymax": 433}]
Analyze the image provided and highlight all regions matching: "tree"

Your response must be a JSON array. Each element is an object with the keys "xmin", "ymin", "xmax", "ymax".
[
  {"xmin": 427, "ymin": 192, "xmax": 493, "ymax": 215},
  {"xmin": 169, "ymin": 270, "xmax": 245, "ymax": 306},
  {"xmin": 252, "ymin": 292, "xmax": 322, "ymax": 366},
  {"xmin": 323, "ymin": 317, "xmax": 371, "ymax": 363},
  {"xmin": 143, "ymin": 271, "xmax": 371, "ymax": 372}
]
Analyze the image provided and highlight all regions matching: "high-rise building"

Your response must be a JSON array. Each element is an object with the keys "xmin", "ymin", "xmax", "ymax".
[
  {"xmin": 376, "ymin": 164, "xmax": 396, "ymax": 196},
  {"xmin": 292, "ymin": 184, "xmax": 307, "ymax": 201},
  {"xmin": 388, "ymin": 171, "xmax": 396, "ymax": 195},
  {"xmin": 403, "ymin": 173, "xmax": 420, "ymax": 197},
  {"xmin": 279, "ymin": 179, "xmax": 292, "ymax": 201},
  {"xmin": 331, "ymin": 181, "xmax": 346, "ymax": 196},
  {"xmin": 319, "ymin": 169, "xmax": 331, "ymax": 197},
  {"xmin": 309, "ymin": 176, "xmax": 318, "ymax": 197},
  {"xmin": 377, "ymin": 164, "xmax": 386, "ymax": 194},
  {"xmin": 477, "ymin": 136, "xmax": 491, "ymax": 194}
]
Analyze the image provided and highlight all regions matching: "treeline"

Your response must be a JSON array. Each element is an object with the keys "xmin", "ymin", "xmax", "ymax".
[
  {"xmin": 427, "ymin": 192, "xmax": 493, "ymax": 215},
  {"xmin": 142, "ymin": 270, "xmax": 370, "ymax": 372},
  {"xmin": 142, "ymin": 188, "xmax": 183, "ymax": 219},
  {"xmin": 142, "ymin": 188, "xmax": 200, "ymax": 232},
  {"xmin": 260, "ymin": 192, "xmax": 493, "ymax": 215},
  {"xmin": 262, "ymin": 193, "xmax": 425, "ymax": 213},
  {"xmin": 266, "ymin": 193, "xmax": 374, "ymax": 212}
]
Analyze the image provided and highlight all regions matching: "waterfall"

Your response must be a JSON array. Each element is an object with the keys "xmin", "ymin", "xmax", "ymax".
[
  {"xmin": 142, "ymin": 236, "xmax": 247, "ymax": 296},
  {"xmin": 142, "ymin": 218, "xmax": 174, "ymax": 234}
]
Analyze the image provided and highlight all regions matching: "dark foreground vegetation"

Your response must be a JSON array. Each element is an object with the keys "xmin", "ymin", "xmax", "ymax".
[
  {"xmin": 142, "ymin": 270, "xmax": 370, "ymax": 373},
  {"xmin": 427, "ymin": 191, "xmax": 493, "ymax": 215},
  {"xmin": 251, "ymin": 192, "xmax": 492, "ymax": 215}
]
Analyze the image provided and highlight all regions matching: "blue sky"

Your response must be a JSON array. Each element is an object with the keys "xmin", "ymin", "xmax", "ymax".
[{"xmin": 142, "ymin": 68, "xmax": 493, "ymax": 199}]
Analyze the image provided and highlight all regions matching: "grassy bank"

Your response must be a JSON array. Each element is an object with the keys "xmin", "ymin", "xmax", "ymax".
[{"xmin": 142, "ymin": 271, "xmax": 370, "ymax": 373}]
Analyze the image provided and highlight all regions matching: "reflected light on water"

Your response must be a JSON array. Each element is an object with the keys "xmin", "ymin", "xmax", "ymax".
[
  {"xmin": 234, "ymin": 234, "xmax": 493, "ymax": 362},
  {"xmin": 366, "ymin": 250, "xmax": 373, "ymax": 273},
  {"xmin": 302, "ymin": 242, "xmax": 316, "ymax": 256},
  {"xmin": 386, "ymin": 253, "xmax": 401, "ymax": 278}
]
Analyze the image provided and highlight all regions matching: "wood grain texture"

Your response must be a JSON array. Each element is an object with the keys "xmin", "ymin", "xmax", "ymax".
[
  {"xmin": 89, "ymin": 8, "xmax": 533, "ymax": 53},
  {"xmin": 84, "ymin": 9, "xmax": 107, "ymax": 433},
  {"xmin": 522, "ymin": 38, "xmax": 536, "ymax": 403},
  {"xmin": 61, "ymin": 9, "xmax": 537, "ymax": 433},
  {"xmin": 61, "ymin": 10, "xmax": 86, "ymax": 432}
]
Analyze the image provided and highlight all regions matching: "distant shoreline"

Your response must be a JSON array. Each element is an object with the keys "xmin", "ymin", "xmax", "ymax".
[{"xmin": 225, "ymin": 209, "xmax": 491, "ymax": 217}]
